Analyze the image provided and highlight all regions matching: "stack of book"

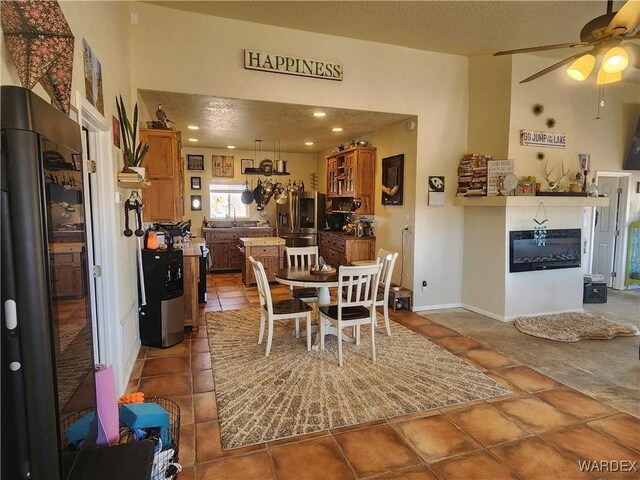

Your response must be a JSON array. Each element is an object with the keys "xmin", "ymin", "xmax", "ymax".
[
  {"xmin": 117, "ymin": 172, "xmax": 143, "ymax": 183},
  {"xmin": 457, "ymin": 154, "xmax": 489, "ymax": 197}
]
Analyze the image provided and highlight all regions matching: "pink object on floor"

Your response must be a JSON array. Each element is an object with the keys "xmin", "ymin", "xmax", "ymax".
[{"xmin": 94, "ymin": 364, "xmax": 119, "ymax": 446}]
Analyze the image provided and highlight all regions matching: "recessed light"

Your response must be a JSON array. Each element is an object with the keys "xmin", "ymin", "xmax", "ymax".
[
  {"xmin": 332, "ymin": 127, "xmax": 343, "ymax": 132},
  {"xmin": 187, "ymin": 125, "xmax": 199, "ymax": 130},
  {"xmin": 226, "ymin": 145, "xmax": 236, "ymax": 149},
  {"xmin": 188, "ymin": 138, "xmax": 199, "ymax": 142},
  {"xmin": 313, "ymin": 112, "xmax": 326, "ymax": 118},
  {"xmin": 305, "ymin": 141, "xmax": 314, "ymax": 146}
]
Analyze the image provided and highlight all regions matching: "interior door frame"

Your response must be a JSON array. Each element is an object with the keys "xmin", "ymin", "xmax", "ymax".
[
  {"xmin": 591, "ymin": 171, "xmax": 631, "ymax": 290},
  {"xmin": 75, "ymin": 92, "xmax": 122, "ymax": 376}
]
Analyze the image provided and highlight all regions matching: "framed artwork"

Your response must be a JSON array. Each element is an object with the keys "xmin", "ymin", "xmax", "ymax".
[
  {"xmin": 82, "ymin": 39, "xmax": 104, "ymax": 115},
  {"xmin": 381, "ymin": 154, "xmax": 404, "ymax": 205},
  {"xmin": 112, "ymin": 116, "xmax": 121, "ymax": 149},
  {"xmin": 191, "ymin": 177, "xmax": 201, "ymax": 190},
  {"xmin": 187, "ymin": 154, "xmax": 204, "ymax": 170},
  {"xmin": 515, "ymin": 180, "xmax": 535, "ymax": 196},
  {"xmin": 212, "ymin": 155, "xmax": 234, "ymax": 177},
  {"xmin": 191, "ymin": 195, "xmax": 202, "ymax": 211},
  {"xmin": 241, "ymin": 158, "xmax": 254, "ymax": 174},
  {"xmin": 428, "ymin": 176, "xmax": 445, "ymax": 206}
]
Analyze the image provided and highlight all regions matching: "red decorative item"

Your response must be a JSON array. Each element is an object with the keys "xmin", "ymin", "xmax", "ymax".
[{"xmin": 1, "ymin": 0, "xmax": 74, "ymax": 114}]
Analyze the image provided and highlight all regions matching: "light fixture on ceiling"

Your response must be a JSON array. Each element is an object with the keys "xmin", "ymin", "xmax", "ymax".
[
  {"xmin": 596, "ymin": 67, "xmax": 622, "ymax": 85},
  {"xmin": 313, "ymin": 112, "xmax": 326, "ymax": 117},
  {"xmin": 566, "ymin": 45, "xmax": 630, "ymax": 84},
  {"xmin": 227, "ymin": 145, "xmax": 236, "ymax": 149},
  {"xmin": 601, "ymin": 46, "xmax": 629, "ymax": 73},
  {"xmin": 187, "ymin": 125, "xmax": 199, "ymax": 130},
  {"xmin": 188, "ymin": 138, "xmax": 198, "ymax": 142},
  {"xmin": 332, "ymin": 127, "xmax": 343, "ymax": 132},
  {"xmin": 305, "ymin": 141, "xmax": 314, "ymax": 146},
  {"xmin": 566, "ymin": 54, "xmax": 596, "ymax": 81}
]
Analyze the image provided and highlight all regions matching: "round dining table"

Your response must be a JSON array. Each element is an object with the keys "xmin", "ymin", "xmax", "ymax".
[{"xmin": 274, "ymin": 266, "xmax": 354, "ymax": 350}]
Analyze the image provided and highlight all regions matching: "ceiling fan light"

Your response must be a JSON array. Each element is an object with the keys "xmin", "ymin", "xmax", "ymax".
[
  {"xmin": 602, "ymin": 46, "xmax": 629, "ymax": 74},
  {"xmin": 596, "ymin": 67, "xmax": 622, "ymax": 85},
  {"xmin": 566, "ymin": 54, "xmax": 595, "ymax": 81}
]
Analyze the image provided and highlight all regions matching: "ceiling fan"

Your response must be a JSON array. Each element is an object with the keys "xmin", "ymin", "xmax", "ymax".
[{"xmin": 495, "ymin": 0, "xmax": 640, "ymax": 84}]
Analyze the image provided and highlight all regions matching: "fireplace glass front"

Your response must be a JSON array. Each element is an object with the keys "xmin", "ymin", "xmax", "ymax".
[{"xmin": 509, "ymin": 229, "xmax": 581, "ymax": 272}]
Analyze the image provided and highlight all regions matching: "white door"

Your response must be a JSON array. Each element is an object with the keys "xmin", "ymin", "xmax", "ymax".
[{"xmin": 592, "ymin": 177, "xmax": 620, "ymax": 287}]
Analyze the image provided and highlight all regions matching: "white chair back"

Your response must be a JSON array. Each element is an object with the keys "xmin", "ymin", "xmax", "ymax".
[
  {"xmin": 376, "ymin": 249, "xmax": 399, "ymax": 291},
  {"xmin": 337, "ymin": 264, "xmax": 382, "ymax": 315},
  {"xmin": 285, "ymin": 246, "xmax": 318, "ymax": 267},
  {"xmin": 249, "ymin": 256, "xmax": 274, "ymax": 314}
]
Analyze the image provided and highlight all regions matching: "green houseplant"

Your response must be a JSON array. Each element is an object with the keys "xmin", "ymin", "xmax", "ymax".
[{"xmin": 116, "ymin": 95, "xmax": 149, "ymax": 173}]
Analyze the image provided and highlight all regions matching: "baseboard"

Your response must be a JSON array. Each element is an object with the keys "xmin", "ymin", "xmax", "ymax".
[
  {"xmin": 412, "ymin": 303, "xmax": 462, "ymax": 312},
  {"xmin": 461, "ymin": 304, "xmax": 509, "ymax": 322}
]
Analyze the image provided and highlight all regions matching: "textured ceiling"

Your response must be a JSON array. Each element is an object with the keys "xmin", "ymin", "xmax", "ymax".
[
  {"xmin": 149, "ymin": 1, "xmax": 629, "ymax": 57},
  {"xmin": 138, "ymin": 90, "xmax": 411, "ymax": 152}
]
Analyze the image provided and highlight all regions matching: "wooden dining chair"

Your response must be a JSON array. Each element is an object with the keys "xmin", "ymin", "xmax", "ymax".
[
  {"xmin": 375, "ymin": 249, "xmax": 399, "ymax": 336},
  {"xmin": 249, "ymin": 256, "xmax": 312, "ymax": 356},
  {"xmin": 319, "ymin": 264, "xmax": 382, "ymax": 367},
  {"xmin": 284, "ymin": 246, "xmax": 319, "ymax": 338}
]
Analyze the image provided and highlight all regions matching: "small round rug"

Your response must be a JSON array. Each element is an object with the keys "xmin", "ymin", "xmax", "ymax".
[{"xmin": 514, "ymin": 312, "xmax": 639, "ymax": 342}]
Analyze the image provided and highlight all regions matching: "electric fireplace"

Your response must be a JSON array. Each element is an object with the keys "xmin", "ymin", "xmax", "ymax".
[{"xmin": 509, "ymin": 229, "xmax": 581, "ymax": 273}]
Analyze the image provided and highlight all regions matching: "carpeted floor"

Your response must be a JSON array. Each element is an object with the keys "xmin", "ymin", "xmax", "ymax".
[
  {"xmin": 206, "ymin": 308, "xmax": 510, "ymax": 450},
  {"xmin": 514, "ymin": 312, "xmax": 639, "ymax": 342}
]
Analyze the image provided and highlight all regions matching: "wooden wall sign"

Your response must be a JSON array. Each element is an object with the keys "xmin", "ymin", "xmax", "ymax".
[
  {"xmin": 244, "ymin": 50, "xmax": 343, "ymax": 81},
  {"xmin": 520, "ymin": 130, "xmax": 566, "ymax": 148}
]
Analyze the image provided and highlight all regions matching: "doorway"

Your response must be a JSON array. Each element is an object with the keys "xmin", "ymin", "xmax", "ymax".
[{"xmin": 591, "ymin": 173, "xmax": 631, "ymax": 289}]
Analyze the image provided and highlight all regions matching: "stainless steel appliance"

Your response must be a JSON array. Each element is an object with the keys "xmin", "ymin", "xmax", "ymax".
[
  {"xmin": 1, "ymin": 86, "xmax": 96, "ymax": 479},
  {"xmin": 276, "ymin": 191, "xmax": 325, "ymax": 246}
]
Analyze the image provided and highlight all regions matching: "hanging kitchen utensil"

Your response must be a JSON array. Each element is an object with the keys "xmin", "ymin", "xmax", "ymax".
[
  {"xmin": 253, "ymin": 178, "xmax": 263, "ymax": 204},
  {"xmin": 241, "ymin": 180, "xmax": 253, "ymax": 205},
  {"xmin": 274, "ymin": 185, "xmax": 288, "ymax": 204},
  {"xmin": 262, "ymin": 181, "xmax": 274, "ymax": 205}
]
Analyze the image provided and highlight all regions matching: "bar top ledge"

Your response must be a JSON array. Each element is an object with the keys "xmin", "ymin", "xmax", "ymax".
[{"xmin": 453, "ymin": 196, "xmax": 610, "ymax": 207}]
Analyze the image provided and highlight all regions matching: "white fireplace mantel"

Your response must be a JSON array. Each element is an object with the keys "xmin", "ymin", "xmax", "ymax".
[{"xmin": 458, "ymin": 197, "xmax": 607, "ymax": 322}]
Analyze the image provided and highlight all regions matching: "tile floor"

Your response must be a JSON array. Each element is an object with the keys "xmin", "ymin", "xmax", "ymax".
[{"xmin": 129, "ymin": 273, "xmax": 640, "ymax": 480}]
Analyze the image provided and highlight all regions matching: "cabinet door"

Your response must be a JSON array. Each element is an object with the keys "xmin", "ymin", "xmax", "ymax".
[
  {"xmin": 262, "ymin": 257, "xmax": 280, "ymax": 282},
  {"xmin": 143, "ymin": 177, "xmax": 177, "ymax": 222},
  {"xmin": 346, "ymin": 240, "xmax": 375, "ymax": 264},
  {"xmin": 344, "ymin": 153, "xmax": 355, "ymax": 195},
  {"xmin": 211, "ymin": 243, "xmax": 229, "ymax": 270},
  {"xmin": 52, "ymin": 266, "xmax": 77, "ymax": 297},
  {"xmin": 228, "ymin": 242, "xmax": 243, "ymax": 270},
  {"xmin": 142, "ymin": 133, "xmax": 175, "ymax": 178}
]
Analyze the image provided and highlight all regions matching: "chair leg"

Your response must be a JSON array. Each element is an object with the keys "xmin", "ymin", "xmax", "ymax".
[
  {"xmin": 295, "ymin": 318, "xmax": 300, "ymax": 338},
  {"xmin": 319, "ymin": 315, "xmax": 325, "ymax": 351},
  {"xmin": 305, "ymin": 314, "xmax": 311, "ymax": 351},
  {"xmin": 266, "ymin": 318, "xmax": 274, "ymax": 356},
  {"xmin": 383, "ymin": 301, "xmax": 391, "ymax": 336},
  {"xmin": 258, "ymin": 311, "xmax": 265, "ymax": 345},
  {"xmin": 337, "ymin": 325, "xmax": 343, "ymax": 367},
  {"xmin": 355, "ymin": 325, "xmax": 360, "ymax": 346},
  {"xmin": 371, "ymin": 320, "xmax": 377, "ymax": 363}
]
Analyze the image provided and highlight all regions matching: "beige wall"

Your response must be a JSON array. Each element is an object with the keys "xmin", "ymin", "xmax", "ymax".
[
  {"xmin": 129, "ymin": 2, "xmax": 470, "ymax": 308},
  {"xmin": 181, "ymin": 146, "xmax": 318, "ymax": 233}
]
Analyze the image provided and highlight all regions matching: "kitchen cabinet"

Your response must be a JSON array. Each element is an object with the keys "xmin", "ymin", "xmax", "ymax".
[
  {"xmin": 139, "ymin": 129, "xmax": 184, "ymax": 222},
  {"xmin": 319, "ymin": 231, "xmax": 375, "ymax": 267},
  {"xmin": 239, "ymin": 237, "xmax": 285, "ymax": 286},
  {"xmin": 50, "ymin": 244, "xmax": 86, "ymax": 299},
  {"xmin": 325, "ymin": 146, "xmax": 376, "ymax": 215},
  {"xmin": 204, "ymin": 227, "xmax": 274, "ymax": 271}
]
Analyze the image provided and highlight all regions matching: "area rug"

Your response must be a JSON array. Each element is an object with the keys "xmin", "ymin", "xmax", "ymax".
[
  {"xmin": 206, "ymin": 308, "xmax": 510, "ymax": 450},
  {"xmin": 514, "ymin": 312, "xmax": 639, "ymax": 342}
]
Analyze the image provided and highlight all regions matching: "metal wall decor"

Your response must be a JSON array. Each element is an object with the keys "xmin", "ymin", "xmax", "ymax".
[
  {"xmin": 533, "ymin": 202, "xmax": 548, "ymax": 247},
  {"xmin": 1, "ymin": 0, "xmax": 75, "ymax": 113}
]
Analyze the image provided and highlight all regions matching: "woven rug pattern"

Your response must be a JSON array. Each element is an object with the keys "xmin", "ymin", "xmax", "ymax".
[
  {"xmin": 514, "ymin": 312, "xmax": 639, "ymax": 342},
  {"xmin": 207, "ymin": 308, "xmax": 510, "ymax": 449}
]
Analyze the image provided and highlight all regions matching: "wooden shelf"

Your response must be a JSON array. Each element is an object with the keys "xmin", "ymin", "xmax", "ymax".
[
  {"xmin": 453, "ymin": 195, "xmax": 610, "ymax": 207},
  {"xmin": 117, "ymin": 180, "xmax": 149, "ymax": 189}
]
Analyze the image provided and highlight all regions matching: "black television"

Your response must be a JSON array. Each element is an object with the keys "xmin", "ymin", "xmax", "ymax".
[{"xmin": 623, "ymin": 116, "xmax": 640, "ymax": 171}]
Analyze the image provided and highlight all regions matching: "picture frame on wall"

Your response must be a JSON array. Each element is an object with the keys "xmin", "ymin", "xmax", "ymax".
[
  {"xmin": 381, "ymin": 154, "xmax": 404, "ymax": 205},
  {"xmin": 112, "ymin": 116, "xmax": 121, "ymax": 149},
  {"xmin": 187, "ymin": 154, "xmax": 205, "ymax": 170},
  {"xmin": 191, "ymin": 195, "xmax": 202, "ymax": 211},
  {"xmin": 241, "ymin": 158, "xmax": 254, "ymax": 174},
  {"xmin": 191, "ymin": 177, "xmax": 201, "ymax": 190},
  {"xmin": 212, "ymin": 155, "xmax": 234, "ymax": 177}
]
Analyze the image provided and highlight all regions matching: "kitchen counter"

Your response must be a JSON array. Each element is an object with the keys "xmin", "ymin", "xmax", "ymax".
[
  {"xmin": 183, "ymin": 237, "xmax": 206, "ymax": 257},
  {"xmin": 319, "ymin": 230, "xmax": 375, "ymax": 239},
  {"xmin": 239, "ymin": 236, "xmax": 285, "ymax": 247}
]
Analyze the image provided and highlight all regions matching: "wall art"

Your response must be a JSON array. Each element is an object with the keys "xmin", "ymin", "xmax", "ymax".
[
  {"xmin": 82, "ymin": 38, "xmax": 104, "ymax": 115},
  {"xmin": 187, "ymin": 154, "xmax": 204, "ymax": 170},
  {"xmin": 212, "ymin": 155, "xmax": 234, "ymax": 177},
  {"xmin": 381, "ymin": 154, "xmax": 404, "ymax": 205}
]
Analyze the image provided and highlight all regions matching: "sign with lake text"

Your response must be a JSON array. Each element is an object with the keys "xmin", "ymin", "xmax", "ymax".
[{"xmin": 520, "ymin": 130, "xmax": 566, "ymax": 149}]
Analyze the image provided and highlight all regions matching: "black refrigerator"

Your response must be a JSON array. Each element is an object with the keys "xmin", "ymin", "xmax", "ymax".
[{"xmin": 1, "ymin": 86, "xmax": 97, "ymax": 479}]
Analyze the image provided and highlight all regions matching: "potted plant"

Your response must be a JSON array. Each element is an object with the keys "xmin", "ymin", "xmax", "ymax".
[{"xmin": 116, "ymin": 95, "xmax": 149, "ymax": 176}]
